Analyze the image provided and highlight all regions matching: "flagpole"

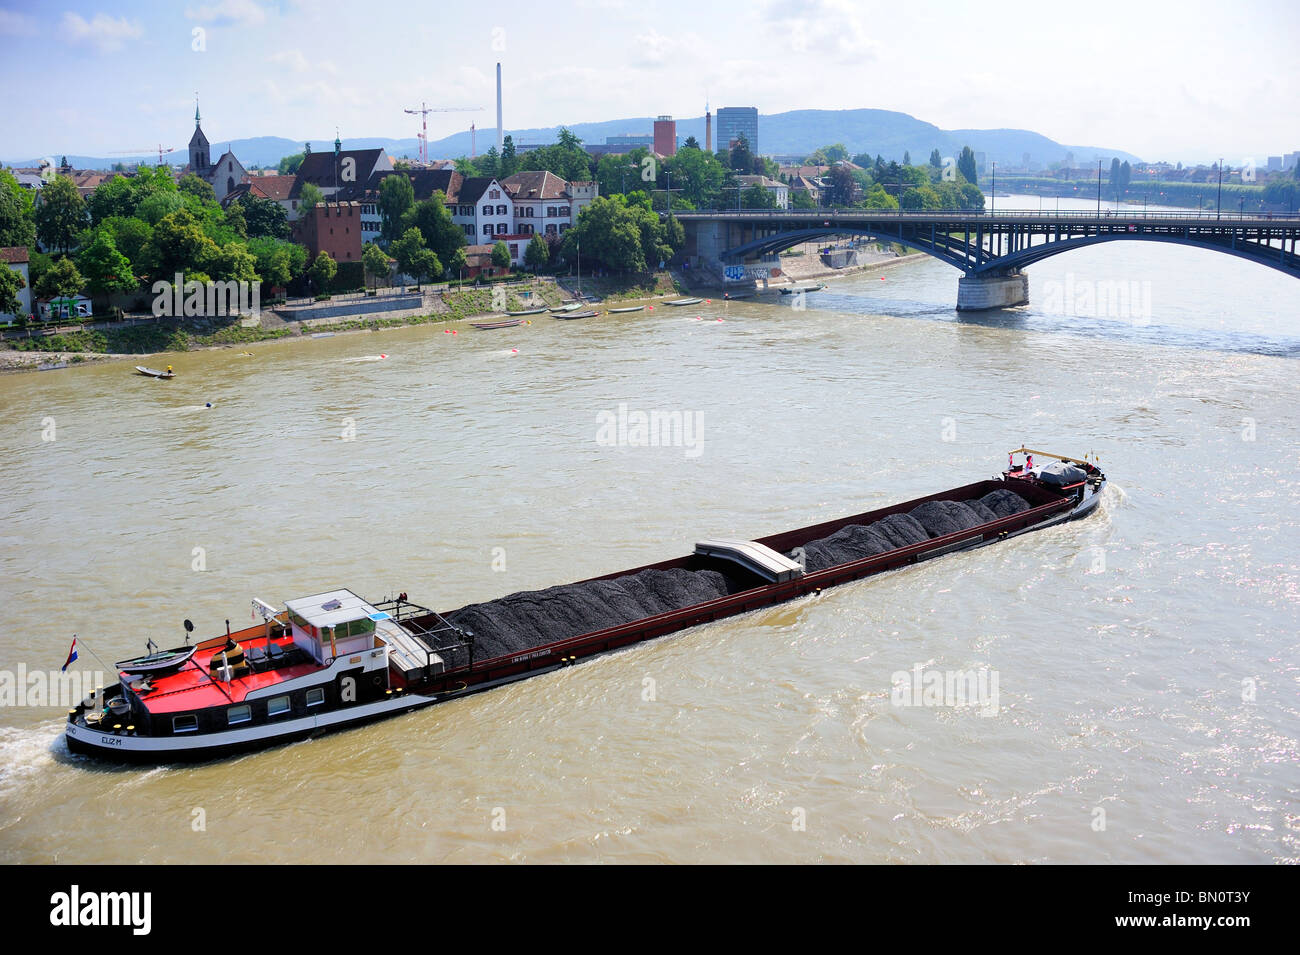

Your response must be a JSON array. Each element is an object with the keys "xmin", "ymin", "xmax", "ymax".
[{"xmin": 68, "ymin": 634, "xmax": 115, "ymax": 674}]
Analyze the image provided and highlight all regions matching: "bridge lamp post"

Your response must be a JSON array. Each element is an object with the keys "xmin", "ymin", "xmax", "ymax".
[
  {"xmin": 991, "ymin": 161, "xmax": 996, "ymax": 216},
  {"xmin": 1096, "ymin": 160, "xmax": 1102, "ymax": 217}
]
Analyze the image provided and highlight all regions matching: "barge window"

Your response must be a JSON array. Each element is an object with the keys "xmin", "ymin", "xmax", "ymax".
[
  {"xmin": 227, "ymin": 704, "xmax": 252, "ymax": 725},
  {"xmin": 267, "ymin": 695, "xmax": 291, "ymax": 717},
  {"xmin": 173, "ymin": 714, "xmax": 198, "ymax": 734},
  {"xmin": 306, "ymin": 688, "xmax": 325, "ymax": 707}
]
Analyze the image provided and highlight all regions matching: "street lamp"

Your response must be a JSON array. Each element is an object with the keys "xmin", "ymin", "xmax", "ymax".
[
  {"xmin": 1096, "ymin": 159, "xmax": 1102, "ymax": 217},
  {"xmin": 991, "ymin": 161, "xmax": 996, "ymax": 215}
]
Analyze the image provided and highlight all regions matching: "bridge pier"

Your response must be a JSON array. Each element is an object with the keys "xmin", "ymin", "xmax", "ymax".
[{"xmin": 956, "ymin": 270, "xmax": 1029, "ymax": 310}]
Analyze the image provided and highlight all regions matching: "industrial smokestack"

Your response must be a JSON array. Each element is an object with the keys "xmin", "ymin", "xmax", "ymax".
[
  {"xmin": 705, "ymin": 108, "xmax": 712, "ymax": 153},
  {"xmin": 496, "ymin": 62, "xmax": 503, "ymax": 154}
]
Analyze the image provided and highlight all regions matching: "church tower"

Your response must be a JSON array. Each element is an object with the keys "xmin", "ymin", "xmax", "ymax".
[{"xmin": 189, "ymin": 97, "xmax": 209, "ymax": 174}]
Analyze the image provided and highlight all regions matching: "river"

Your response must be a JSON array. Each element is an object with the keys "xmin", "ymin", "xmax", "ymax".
[{"xmin": 1, "ymin": 194, "xmax": 1296, "ymax": 864}]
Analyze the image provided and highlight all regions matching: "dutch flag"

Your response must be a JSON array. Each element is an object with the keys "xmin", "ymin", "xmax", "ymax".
[{"xmin": 62, "ymin": 636, "xmax": 78, "ymax": 672}]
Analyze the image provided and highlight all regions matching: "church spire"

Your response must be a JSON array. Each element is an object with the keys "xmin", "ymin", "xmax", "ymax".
[{"xmin": 195, "ymin": 92, "xmax": 201, "ymax": 127}]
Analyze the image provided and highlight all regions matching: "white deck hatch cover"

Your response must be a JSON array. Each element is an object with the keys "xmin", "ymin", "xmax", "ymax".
[{"xmin": 694, "ymin": 539, "xmax": 805, "ymax": 583}]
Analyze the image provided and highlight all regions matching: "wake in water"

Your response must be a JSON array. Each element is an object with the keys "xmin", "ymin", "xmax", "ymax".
[
  {"xmin": 334, "ymin": 354, "xmax": 390, "ymax": 363},
  {"xmin": 0, "ymin": 722, "xmax": 66, "ymax": 797}
]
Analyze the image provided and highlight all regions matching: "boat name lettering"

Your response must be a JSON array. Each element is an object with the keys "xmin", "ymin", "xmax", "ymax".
[
  {"xmin": 99, "ymin": 735, "xmax": 123, "ymax": 746},
  {"xmin": 512, "ymin": 649, "xmax": 551, "ymax": 664}
]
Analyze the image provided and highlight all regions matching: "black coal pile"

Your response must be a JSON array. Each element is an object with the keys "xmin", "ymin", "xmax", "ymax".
[
  {"xmin": 793, "ymin": 490, "xmax": 1031, "ymax": 572},
  {"xmin": 910, "ymin": 500, "xmax": 988, "ymax": 538},
  {"xmin": 447, "ymin": 566, "xmax": 736, "ymax": 658},
  {"xmin": 979, "ymin": 488, "xmax": 1032, "ymax": 518}
]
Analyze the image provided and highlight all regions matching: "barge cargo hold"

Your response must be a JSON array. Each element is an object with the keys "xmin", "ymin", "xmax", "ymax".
[{"xmin": 65, "ymin": 449, "xmax": 1105, "ymax": 763}]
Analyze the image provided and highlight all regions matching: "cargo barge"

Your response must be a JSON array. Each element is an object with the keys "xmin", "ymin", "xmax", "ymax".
[{"xmin": 65, "ymin": 449, "xmax": 1104, "ymax": 763}]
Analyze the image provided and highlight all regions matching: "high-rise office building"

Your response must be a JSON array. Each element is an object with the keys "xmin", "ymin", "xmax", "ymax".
[{"xmin": 716, "ymin": 106, "xmax": 759, "ymax": 155}]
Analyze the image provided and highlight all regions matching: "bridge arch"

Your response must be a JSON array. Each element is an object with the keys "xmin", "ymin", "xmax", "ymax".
[{"xmin": 722, "ymin": 224, "xmax": 1300, "ymax": 279}]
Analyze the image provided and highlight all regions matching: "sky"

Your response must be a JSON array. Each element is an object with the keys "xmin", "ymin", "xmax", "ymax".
[{"xmin": 1, "ymin": 0, "xmax": 1297, "ymax": 164}]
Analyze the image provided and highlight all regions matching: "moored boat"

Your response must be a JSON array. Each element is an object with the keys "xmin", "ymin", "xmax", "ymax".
[
  {"xmin": 780, "ymin": 283, "xmax": 826, "ymax": 295},
  {"xmin": 506, "ymin": 306, "xmax": 547, "ymax": 316},
  {"xmin": 65, "ymin": 449, "xmax": 1105, "ymax": 763},
  {"xmin": 550, "ymin": 302, "xmax": 583, "ymax": 313},
  {"xmin": 469, "ymin": 318, "xmax": 526, "ymax": 329},
  {"xmin": 607, "ymin": 305, "xmax": 646, "ymax": 313},
  {"xmin": 666, "ymin": 297, "xmax": 703, "ymax": 306},
  {"xmin": 554, "ymin": 310, "xmax": 598, "ymax": 320}
]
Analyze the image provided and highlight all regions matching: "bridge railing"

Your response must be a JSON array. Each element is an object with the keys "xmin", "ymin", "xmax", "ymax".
[{"xmin": 670, "ymin": 208, "xmax": 1300, "ymax": 222}]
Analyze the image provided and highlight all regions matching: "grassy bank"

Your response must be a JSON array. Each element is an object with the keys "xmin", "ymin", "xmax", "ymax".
[{"xmin": 4, "ymin": 278, "xmax": 564, "ymax": 355}]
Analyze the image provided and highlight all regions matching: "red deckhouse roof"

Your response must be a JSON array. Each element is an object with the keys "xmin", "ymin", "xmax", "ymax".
[{"xmin": 132, "ymin": 631, "xmax": 318, "ymax": 714}]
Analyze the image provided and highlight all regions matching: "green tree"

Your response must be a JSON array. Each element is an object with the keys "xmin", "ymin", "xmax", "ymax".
[
  {"xmin": 239, "ymin": 195, "xmax": 290, "ymax": 239},
  {"xmin": 0, "ymin": 169, "xmax": 36, "ymax": 248},
  {"xmin": 930, "ymin": 149, "xmax": 943, "ymax": 169},
  {"xmin": 308, "ymin": 250, "xmax": 337, "ymax": 294},
  {"xmin": 278, "ymin": 152, "xmax": 305, "ymax": 175},
  {"xmin": 957, "ymin": 147, "xmax": 978, "ymax": 187},
  {"xmin": 491, "ymin": 240, "xmax": 511, "ymax": 270},
  {"xmin": 378, "ymin": 174, "xmax": 415, "ymax": 242},
  {"xmin": 298, "ymin": 182, "xmax": 324, "ymax": 211},
  {"xmin": 524, "ymin": 233, "xmax": 549, "ymax": 270},
  {"xmin": 76, "ymin": 232, "xmax": 136, "ymax": 308},
  {"xmin": 248, "ymin": 236, "xmax": 299, "ymax": 289},
  {"xmin": 390, "ymin": 227, "xmax": 428, "ymax": 280},
  {"xmin": 224, "ymin": 200, "xmax": 247, "ymax": 238},
  {"xmin": 0, "ymin": 263, "xmax": 25, "ymax": 317},
  {"xmin": 137, "ymin": 191, "xmax": 186, "ymax": 225},
  {"xmin": 448, "ymin": 246, "xmax": 468, "ymax": 279},
  {"xmin": 35, "ymin": 255, "xmax": 84, "ymax": 301},
  {"xmin": 729, "ymin": 135, "xmax": 756, "ymax": 174},
  {"xmin": 500, "ymin": 135, "xmax": 519, "ymax": 178},
  {"xmin": 363, "ymin": 242, "xmax": 392, "ymax": 289},
  {"xmin": 682, "ymin": 135, "xmax": 699, "ymax": 150},
  {"xmin": 148, "ymin": 208, "xmax": 221, "ymax": 281},
  {"xmin": 478, "ymin": 146, "xmax": 500, "ymax": 179},
  {"xmin": 740, "ymin": 183, "xmax": 776, "ymax": 209},
  {"xmin": 861, "ymin": 183, "xmax": 899, "ymax": 210},
  {"xmin": 664, "ymin": 147, "xmax": 725, "ymax": 209},
  {"xmin": 35, "ymin": 175, "xmax": 88, "ymax": 253},
  {"xmin": 407, "ymin": 248, "xmax": 441, "ymax": 286},
  {"xmin": 179, "ymin": 173, "xmax": 216, "ymax": 202},
  {"xmin": 401, "ymin": 192, "xmax": 465, "ymax": 264}
]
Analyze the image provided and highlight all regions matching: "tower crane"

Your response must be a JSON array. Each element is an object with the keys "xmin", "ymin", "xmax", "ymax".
[{"xmin": 403, "ymin": 104, "xmax": 483, "ymax": 164}]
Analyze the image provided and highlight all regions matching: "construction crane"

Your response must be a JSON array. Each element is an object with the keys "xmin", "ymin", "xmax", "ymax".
[
  {"xmin": 109, "ymin": 145, "xmax": 177, "ymax": 166},
  {"xmin": 403, "ymin": 104, "xmax": 483, "ymax": 164}
]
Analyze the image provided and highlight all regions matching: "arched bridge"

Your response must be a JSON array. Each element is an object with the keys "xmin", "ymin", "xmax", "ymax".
[{"xmin": 669, "ymin": 208, "xmax": 1300, "ymax": 309}]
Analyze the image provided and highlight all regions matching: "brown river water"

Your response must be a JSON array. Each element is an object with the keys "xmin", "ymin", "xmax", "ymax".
[{"xmin": 2, "ymin": 198, "xmax": 1298, "ymax": 864}]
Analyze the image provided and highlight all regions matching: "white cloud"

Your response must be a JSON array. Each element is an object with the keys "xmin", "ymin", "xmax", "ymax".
[
  {"xmin": 269, "ymin": 49, "xmax": 337, "ymax": 74},
  {"xmin": 186, "ymin": 0, "xmax": 270, "ymax": 27},
  {"xmin": 59, "ymin": 12, "xmax": 143, "ymax": 53},
  {"xmin": 766, "ymin": 0, "xmax": 878, "ymax": 61},
  {"xmin": 0, "ymin": 10, "xmax": 38, "ymax": 36}
]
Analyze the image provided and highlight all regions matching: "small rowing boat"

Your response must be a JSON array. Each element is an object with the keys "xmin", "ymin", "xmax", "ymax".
[
  {"xmin": 506, "ymin": 306, "xmax": 547, "ymax": 316},
  {"xmin": 469, "ymin": 318, "xmax": 525, "ymax": 329},
  {"xmin": 550, "ymin": 302, "xmax": 583, "ymax": 313},
  {"xmin": 555, "ymin": 310, "xmax": 598, "ymax": 320},
  {"xmin": 135, "ymin": 366, "xmax": 175, "ymax": 379},
  {"xmin": 607, "ymin": 305, "xmax": 645, "ymax": 313},
  {"xmin": 666, "ymin": 297, "xmax": 703, "ymax": 306},
  {"xmin": 780, "ymin": 283, "xmax": 826, "ymax": 295}
]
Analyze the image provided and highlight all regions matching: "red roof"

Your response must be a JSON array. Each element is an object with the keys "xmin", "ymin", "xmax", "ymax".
[{"xmin": 0, "ymin": 247, "xmax": 30, "ymax": 264}]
